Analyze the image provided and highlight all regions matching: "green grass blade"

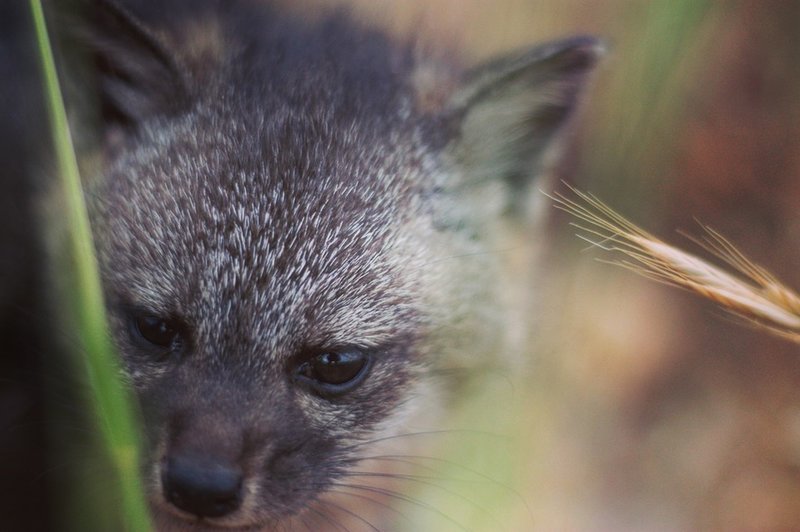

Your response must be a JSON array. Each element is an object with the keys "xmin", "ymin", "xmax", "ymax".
[{"xmin": 29, "ymin": 0, "xmax": 153, "ymax": 528}]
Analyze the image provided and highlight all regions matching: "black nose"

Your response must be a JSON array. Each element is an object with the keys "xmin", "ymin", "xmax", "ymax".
[{"xmin": 163, "ymin": 454, "xmax": 243, "ymax": 518}]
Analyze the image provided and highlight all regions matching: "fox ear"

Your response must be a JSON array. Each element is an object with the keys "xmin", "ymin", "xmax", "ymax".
[
  {"xmin": 445, "ymin": 37, "xmax": 603, "ymax": 212},
  {"xmin": 86, "ymin": 0, "xmax": 190, "ymax": 129}
]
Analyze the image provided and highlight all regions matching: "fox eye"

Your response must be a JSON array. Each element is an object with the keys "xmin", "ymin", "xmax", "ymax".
[
  {"xmin": 132, "ymin": 314, "xmax": 180, "ymax": 349},
  {"xmin": 294, "ymin": 350, "xmax": 371, "ymax": 397}
]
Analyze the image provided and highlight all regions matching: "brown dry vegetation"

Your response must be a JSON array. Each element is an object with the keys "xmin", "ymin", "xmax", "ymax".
[{"xmin": 550, "ymin": 1, "xmax": 800, "ymax": 529}]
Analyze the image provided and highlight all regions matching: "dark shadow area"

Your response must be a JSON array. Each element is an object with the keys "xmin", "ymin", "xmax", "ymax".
[{"xmin": 0, "ymin": 2, "xmax": 53, "ymax": 530}]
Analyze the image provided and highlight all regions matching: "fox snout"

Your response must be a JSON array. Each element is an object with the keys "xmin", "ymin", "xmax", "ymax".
[
  {"xmin": 157, "ymin": 408, "xmax": 251, "ymax": 520},
  {"xmin": 162, "ymin": 453, "xmax": 243, "ymax": 518},
  {"xmin": 148, "ymin": 378, "xmax": 336, "ymax": 526}
]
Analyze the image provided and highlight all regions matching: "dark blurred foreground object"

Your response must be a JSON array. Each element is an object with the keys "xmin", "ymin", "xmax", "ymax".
[{"xmin": 0, "ymin": 1, "xmax": 52, "ymax": 530}]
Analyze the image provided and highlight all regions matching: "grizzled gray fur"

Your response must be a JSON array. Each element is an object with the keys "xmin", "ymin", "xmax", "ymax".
[{"xmin": 72, "ymin": 0, "xmax": 601, "ymax": 529}]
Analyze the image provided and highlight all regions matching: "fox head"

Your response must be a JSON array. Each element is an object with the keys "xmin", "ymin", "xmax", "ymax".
[{"xmin": 78, "ymin": 0, "xmax": 601, "ymax": 528}]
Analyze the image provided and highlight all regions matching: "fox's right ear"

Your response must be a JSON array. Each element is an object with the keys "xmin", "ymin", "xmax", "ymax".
[{"xmin": 82, "ymin": 0, "xmax": 190, "ymax": 129}]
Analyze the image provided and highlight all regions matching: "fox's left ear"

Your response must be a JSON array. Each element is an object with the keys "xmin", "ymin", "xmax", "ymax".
[{"xmin": 444, "ymin": 36, "xmax": 604, "ymax": 212}]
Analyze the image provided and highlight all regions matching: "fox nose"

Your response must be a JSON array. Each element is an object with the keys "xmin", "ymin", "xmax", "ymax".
[{"xmin": 163, "ymin": 454, "xmax": 243, "ymax": 518}]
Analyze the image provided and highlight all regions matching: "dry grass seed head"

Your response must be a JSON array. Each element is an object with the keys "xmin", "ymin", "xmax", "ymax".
[{"xmin": 548, "ymin": 185, "xmax": 800, "ymax": 344}]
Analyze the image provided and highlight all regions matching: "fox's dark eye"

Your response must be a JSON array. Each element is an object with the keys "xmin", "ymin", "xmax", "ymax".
[
  {"xmin": 133, "ymin": 315, "xmax": 179, "ymax": 348},
  {"xmin": 294, "ymin": 350, "xmax": 371, "ymax": 397},
  {"xmin": 309, "ymin": 352, "xmax": 366, "ymax": 384}
]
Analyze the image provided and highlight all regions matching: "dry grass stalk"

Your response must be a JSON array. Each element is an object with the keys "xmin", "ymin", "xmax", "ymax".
[{"xmin": 549, "ymin": 185, "xmax": 800, "ymax": 344}]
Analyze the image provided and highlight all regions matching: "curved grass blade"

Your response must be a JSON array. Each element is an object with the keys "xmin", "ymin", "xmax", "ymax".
[{"xmin": 29, "ymin": 0, "xmax": 153, "ymax": 528}]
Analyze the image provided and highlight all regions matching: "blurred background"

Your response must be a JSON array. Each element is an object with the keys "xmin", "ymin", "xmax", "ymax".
[{"xmin": 4, "ymin": 0, "xmax": 800, "ymax": 530}]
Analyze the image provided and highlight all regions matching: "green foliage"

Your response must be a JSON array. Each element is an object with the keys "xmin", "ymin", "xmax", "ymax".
[{"xmin": 30, "ymin": 0, "xmax": 152, "ymax": 528}]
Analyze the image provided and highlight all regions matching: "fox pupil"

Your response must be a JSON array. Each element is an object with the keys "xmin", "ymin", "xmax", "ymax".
[
  {"xmin": 135, "ymin": 315, "xmax": 177, "ymax": 347},
  {"xmin": 310, "ymin": 351, "xmax": 366, "ymax": 385}
]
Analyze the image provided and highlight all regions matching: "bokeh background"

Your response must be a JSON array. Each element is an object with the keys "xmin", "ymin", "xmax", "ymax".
[{"xmin": 3, "ymin": 0, "xmax": 800, "ymax": 530}]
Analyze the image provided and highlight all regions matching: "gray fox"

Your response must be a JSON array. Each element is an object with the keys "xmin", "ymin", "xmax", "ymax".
[{"xmin": 65, "ymin": 0, "xmax": 601, "ymax": 528}]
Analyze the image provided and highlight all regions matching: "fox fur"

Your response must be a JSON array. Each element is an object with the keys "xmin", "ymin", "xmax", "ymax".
[{"xmin": 58, "ymin": 0, "xmax": 601, "ymax": 529}]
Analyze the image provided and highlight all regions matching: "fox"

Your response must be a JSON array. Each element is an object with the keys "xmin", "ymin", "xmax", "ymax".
[{"xmin": 56, "ymin": 0, "xmax": 602, "ymax": 529}]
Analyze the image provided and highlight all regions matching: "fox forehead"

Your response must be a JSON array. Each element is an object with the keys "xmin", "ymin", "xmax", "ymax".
[{"xmin": 92, "ymin": 101, "xmax": 435, "ymax": 361}]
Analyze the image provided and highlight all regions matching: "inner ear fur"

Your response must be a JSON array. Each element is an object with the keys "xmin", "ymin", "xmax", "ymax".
[{"xmin": 444, "ymin": 36, "xmax": 604, "ymax": 212}]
